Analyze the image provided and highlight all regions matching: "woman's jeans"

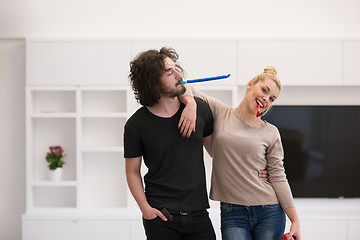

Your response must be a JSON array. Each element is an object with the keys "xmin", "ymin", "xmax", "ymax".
[{"xmin": 221, "ymin": 202, "xmax": 286, "ymax": 240}]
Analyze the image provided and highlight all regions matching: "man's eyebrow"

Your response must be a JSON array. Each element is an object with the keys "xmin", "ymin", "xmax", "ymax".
[{"xmin": 165, "ymin": 65, "xmax": 175, "ymax": 72}]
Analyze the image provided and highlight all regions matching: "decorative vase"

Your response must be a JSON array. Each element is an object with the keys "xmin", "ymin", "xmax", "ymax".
[{"xmin": 48, "ymin": 168, "xmax": 63, "ymax": 181}]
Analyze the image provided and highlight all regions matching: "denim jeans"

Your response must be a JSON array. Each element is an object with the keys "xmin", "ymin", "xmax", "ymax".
[
  {"xmin": 143, "ymin": 209, "xmax": 216, "ymax": 240},
  {"xmin": 221, "ymin": 202, "xmax": 286, "ymax": 240}
]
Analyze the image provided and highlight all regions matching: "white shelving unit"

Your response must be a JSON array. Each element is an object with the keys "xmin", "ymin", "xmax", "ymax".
[
  {"xmin": 23, "ymin": 84, "xmax": 235, "ymax": 240},
  {"xmin": 25, "ymin": 86, "xmax": 130, "ymax": 212}
]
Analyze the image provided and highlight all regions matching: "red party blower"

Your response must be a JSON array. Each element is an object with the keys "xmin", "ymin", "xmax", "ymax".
[
  {"xmin": 281, "ymin": 233, "xmax": 296, "ymax": 240},
  {"xmin": 256, "ymin": 103, "xmax": 262, "ymax": 117}
]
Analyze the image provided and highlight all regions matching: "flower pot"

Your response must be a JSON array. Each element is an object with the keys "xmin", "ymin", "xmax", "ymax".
[{"xmin": 48, "ymin": 168, "xmax": 63, "ymax": 181}]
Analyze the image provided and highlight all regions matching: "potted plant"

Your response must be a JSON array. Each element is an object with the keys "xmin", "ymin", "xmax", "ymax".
[{"xmin": 46, "ymin": 145, "xmax": 66, "ymax": 181}]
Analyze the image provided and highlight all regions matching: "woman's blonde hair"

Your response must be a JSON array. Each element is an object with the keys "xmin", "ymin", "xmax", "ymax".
[{"xmin": 251, "ymin": 66, "xmax": 282, "ymax": 90}]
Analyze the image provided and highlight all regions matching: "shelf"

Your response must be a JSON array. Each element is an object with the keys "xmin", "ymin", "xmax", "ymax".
[
  {"xmin": 26, "ymin": 86, "xmax": 130, "ymax": 212},
  {"xmin": 81, "ymin": 146, "xmax": 124, "ymax": 152},
  {"xmin": 31, "ymin": 90, "xmax": 76, "ymax": 114},
  {"xmin": 32, "ymin": 186, "xmax": 77, "ymax": 208},
  {"xmin": 81, "ymin": 113, "xmax": 127, "ymax": 118},
  {"xmin": 81, "ymin": 90, "xmax": 127, "ymax": 114},
  {"xmin": 82, "ymin": 118, "xmax": 126, "ymax": 148},
  {"xmin": 31, "ymin": 113, "xmax": 77, "ymax": 118},
  {"xmin": 32, "ymin": 180, "xmax": 77, "ymax": 187},
  {"xmin": 82, "ymin": 152, "xmax": 127, "ymax": 208},
  {"xmin": 32, "ymin": 118, "xmax": 77, "ymax": 181}
]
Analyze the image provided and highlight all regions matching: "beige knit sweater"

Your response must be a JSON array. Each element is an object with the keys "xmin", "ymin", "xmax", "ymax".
[{"xmin": 190, "ymin": 87, "xmax": 295, "ymax": 209}]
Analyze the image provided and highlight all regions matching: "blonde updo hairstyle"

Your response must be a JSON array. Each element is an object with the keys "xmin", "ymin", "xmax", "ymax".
[{"xmin": 251, "ymin": 66, "xmax": 282, "ymax": 91}]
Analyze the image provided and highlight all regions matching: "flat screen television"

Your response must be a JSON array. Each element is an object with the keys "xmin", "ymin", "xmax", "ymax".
[{"xmin": 262, "ymin": 106, "xmax": 360, "ymax": 198}]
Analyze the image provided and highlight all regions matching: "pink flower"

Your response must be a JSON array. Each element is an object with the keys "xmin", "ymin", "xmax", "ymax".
[{"xmin": 46, "ymin": 145, "xmax": 66, "ymax": 170}]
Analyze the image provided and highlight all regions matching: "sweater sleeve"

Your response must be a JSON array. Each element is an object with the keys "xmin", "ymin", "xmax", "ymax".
[
  {"xmin": 188, "ymin": 86, "xmax": 230, "ymax": 117},
  {"xmin": 267, "ymin": 127, "xmax": 295, "ymax": 209}
]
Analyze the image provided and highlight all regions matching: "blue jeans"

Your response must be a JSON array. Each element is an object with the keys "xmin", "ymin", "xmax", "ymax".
[{"xmin": 221, "ymin": 202, "xmax": 286, "ymax": 240}]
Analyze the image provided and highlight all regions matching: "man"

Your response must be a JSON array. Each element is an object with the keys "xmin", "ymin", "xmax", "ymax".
[{"xmin": 124, "ymin": 47, "xmax": 216, "ymax": 240}]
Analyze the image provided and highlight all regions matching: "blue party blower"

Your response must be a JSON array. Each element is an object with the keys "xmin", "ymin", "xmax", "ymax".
[{"xmin": 180, "ymin": 74, "xmax": 231, "ymax": 84}]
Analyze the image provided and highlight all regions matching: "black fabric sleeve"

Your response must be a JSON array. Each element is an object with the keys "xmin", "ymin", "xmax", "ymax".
[{"xmin": 123, "ymin": 120, "xmax": 143, "ymax": 158}]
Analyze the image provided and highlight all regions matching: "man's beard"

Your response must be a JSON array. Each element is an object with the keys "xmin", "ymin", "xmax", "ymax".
[{"xmin": 159, "ymin": 84, "xmax": 186, "ymax": 98}]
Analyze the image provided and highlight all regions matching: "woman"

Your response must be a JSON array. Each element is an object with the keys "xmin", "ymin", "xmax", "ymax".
[{"xmin": 181, "ymin": 66, "xmax": 301, "ymax": 240}]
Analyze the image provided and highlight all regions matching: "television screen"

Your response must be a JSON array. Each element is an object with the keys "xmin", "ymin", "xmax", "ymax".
[{"xmin": 262, "ymin": 106, "xmax": 360, "ymax": 198}]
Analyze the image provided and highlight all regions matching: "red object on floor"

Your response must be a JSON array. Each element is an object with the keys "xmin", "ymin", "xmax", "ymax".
[{"xmin": 281, "ymin": 233, "xmax": 295, "ymax": 240}]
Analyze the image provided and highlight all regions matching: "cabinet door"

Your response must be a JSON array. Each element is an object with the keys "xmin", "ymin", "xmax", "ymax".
[
  {"xmin": 76, "ymin": 220, "xmax": 130, "ymax": 240},
  {"xmin": 26, "ymin": 41, "xmax": 131, "ymax": 86},
  {"xmin": 344, "ymin": 42, "xmax": 360, "ymax": 86},
  {"xmin": 23, "ymin": 219, "xmax": 131, "ymax": 240},
  {"xmin": 300, "ymin": 219, "xmax": 347, "ymax": 240},
  {"xmin": 23, "ymin": 220, "xmax": 78, "ymax": 240},
  {"xmin": 237, "ymin": 41, "xmax": 343, "ymax": 86},
  {"xmin": 348, "ymin": 220, "xmax": 360, "ymax": 240},
  {"xmin": 130, "ymin": 220, "xmax": 146, "ymax": 240},
  {"xmin": 131, "ymin": 40, "xmax": 238, "ymax": 86}
]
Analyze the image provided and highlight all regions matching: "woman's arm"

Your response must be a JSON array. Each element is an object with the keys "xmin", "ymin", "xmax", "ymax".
[
  {"xmin": 178, "ymin": 95, "xmax": 197, "ymax": 138},
  {"xmin": 178, "ymin": 84, "xmax": 228, "ymax": 138},
  {"xmin": 284, "ymin": 207, "xmax": 301, "ymax": 240},
  {"xmin": 266, "ymin": 130, "xmax": 301, "ymax": 239}
]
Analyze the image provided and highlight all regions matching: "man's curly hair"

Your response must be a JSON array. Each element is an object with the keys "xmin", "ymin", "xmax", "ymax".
[{"xmin": 129, "ymin": 47, "xmax": 184, "ymax": 107}]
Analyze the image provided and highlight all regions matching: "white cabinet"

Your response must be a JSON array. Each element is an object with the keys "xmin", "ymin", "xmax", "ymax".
[
  {"xmin": 197, "ymin": 85, "xmax": 238, "ymax": 107},
  {"xmin": 287, "ymin": 199, "xmax": 360, "ymax": 240},
  {"xmin": 26, "ymin": 39, "xmax": 360, "ymax": 87},
  {"xmin": 22, "ymin": 219, "xmax": 131, "ymax": 240},
  {"xmin": 344, "ymin": 42, "xmax": 360, "ymax": 85},
  {"xmin": 237, "ymin": 41, "xmax": 343, "ymax": 86},
  {"xmin": 25, "ymin": 86, "xmax": 130, "ymax": 211},
  {"xmin": 131, "ymin": 40, "xmax": 238, "ymax": 86},
  {"xmin": 300, "ymin": 219, "xmax": 347, "ymax": 239},
  {"xmin": 348, "ymin": 220, "xmax": 360, "ymax": 240},
  {"xmin": 23, "ymin": 39, "xmax": 360, "ymax": 240},
  {"xmin": 26, "ymin": 40, "xmax": 132, "ymax": 86}
]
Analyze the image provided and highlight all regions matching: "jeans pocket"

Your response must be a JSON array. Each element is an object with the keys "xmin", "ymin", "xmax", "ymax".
[
  {"xmin": 220, "ymin": 202, "xmax": 232, "ymax": 215},
  {"xmin": 143, "ymin": 216, "xmax": 159, "ymax": 221}
]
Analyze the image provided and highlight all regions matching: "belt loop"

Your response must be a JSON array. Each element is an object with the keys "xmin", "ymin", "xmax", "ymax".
[{"xmin": 180, "ymin": 211, "xmax": 188, "ymax": 216}]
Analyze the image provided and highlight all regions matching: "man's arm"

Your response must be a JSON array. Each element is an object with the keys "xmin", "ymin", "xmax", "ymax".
[{"xmin": 125, "ymin": 157, "xmax": 167, "ymax": 221}]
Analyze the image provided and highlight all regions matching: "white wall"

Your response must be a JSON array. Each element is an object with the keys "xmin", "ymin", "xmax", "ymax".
[
  {"xmin": 1, "ymin": 1, "xmax": 360, "ymax": 239},
  {"xmin": 0, "ymin": 0, "xmax": 360, "ymax": 39},
  {"xmin": 0, "ymin": 39, "xmax": 26, "ymax": 240}
]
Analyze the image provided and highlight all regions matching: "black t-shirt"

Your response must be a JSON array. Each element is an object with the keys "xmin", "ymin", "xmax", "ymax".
[{"xmin": 124, "ymin": 97, "xmax": 213, "ymax": 212}]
